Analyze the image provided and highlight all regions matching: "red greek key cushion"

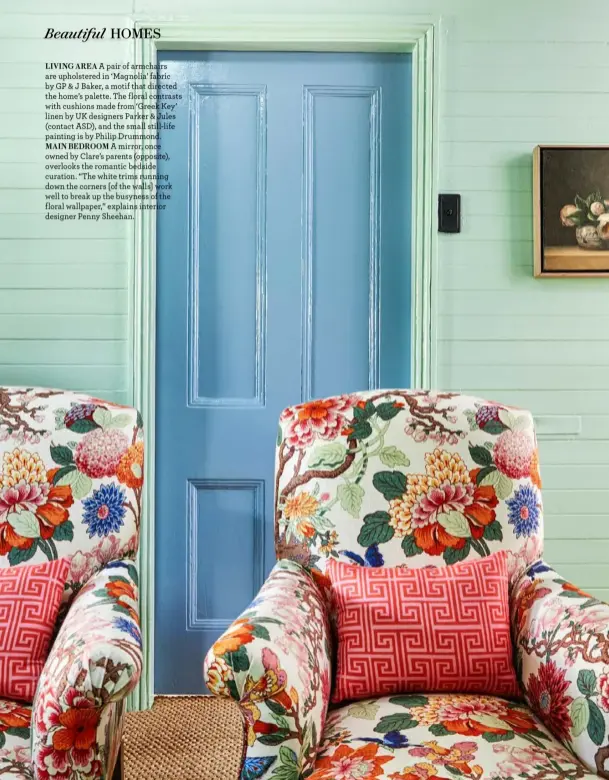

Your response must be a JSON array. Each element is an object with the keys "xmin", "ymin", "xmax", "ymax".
[
  {"xmin": 327, "ymin": 550, "xmax": 520, "ymax": 703},
  {"xmin": 0, "ymin": 558, "xmax": 70, "ymax": 702}
]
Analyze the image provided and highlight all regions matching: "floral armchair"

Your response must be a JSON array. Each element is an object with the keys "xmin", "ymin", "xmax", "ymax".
[
  {"xmin": 0, "ymin": 387, "xmax": 143, "ymax": 780},
  {"xmin": 205, "ymin": 390, "xmax": 609, "ymax": 780}
]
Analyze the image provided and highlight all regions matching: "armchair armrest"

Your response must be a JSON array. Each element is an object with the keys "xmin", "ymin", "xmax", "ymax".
[
  {"xmin": 204, "ymin": 559, "xmax": 332, "ymax": 780},
  {"xmin": 512, "ymin": 560, "xmax": 609, "ymax": 777},
  {"xmin": 31, "ymin": 560, "xmax": 142, "ymax": 780}
]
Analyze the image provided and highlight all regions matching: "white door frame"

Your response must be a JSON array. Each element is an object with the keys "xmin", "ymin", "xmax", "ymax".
[{"xmin": 128, "ymin": 14, "xmax": 441, "ymax": 710}]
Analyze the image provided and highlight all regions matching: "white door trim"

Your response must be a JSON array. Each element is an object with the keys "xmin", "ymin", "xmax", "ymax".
[{"xmin": 129, "ymin": 14, "xmax": 441, "ymax": 710}]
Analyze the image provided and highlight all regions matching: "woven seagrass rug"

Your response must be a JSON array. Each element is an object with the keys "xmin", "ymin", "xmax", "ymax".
[{"xmin": 123, "ymin": 696, "xmax": 245, "ymax": 780}]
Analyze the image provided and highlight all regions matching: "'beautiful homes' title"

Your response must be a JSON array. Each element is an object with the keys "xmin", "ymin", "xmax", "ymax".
[{"xmin": 45, "ymin": 28, "xmax": 161, "ymax": 42}]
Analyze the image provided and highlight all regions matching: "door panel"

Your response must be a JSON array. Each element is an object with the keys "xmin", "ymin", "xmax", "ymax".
[{"xmin": 156, "ymin": 51, "xmax": 412, "ymax": 693}]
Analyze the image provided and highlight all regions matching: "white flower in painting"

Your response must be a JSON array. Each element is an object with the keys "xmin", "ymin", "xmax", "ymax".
[
  {"xmin": 597, "ymin": 213, "xmax": 609, "ymax": 239},
  {"xmin": 590, "ymin": 201, "xmax": 606, "ymax": 217}
]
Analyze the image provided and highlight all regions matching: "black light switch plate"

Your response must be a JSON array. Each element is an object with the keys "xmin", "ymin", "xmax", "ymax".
[{"xmin": 438, "ymin": 193, "xmax": 461, "ymax": 233}]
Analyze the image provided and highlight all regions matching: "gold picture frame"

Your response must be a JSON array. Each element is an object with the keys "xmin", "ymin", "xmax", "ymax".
[{"xmin": 534, "ymin": 145, "xmax": 609, "ymax": 277}]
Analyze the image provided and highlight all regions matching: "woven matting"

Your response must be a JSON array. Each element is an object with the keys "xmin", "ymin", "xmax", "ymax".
[{"xmin": 123, "ymin": 696, "xmax": 245, "ymax": 780}]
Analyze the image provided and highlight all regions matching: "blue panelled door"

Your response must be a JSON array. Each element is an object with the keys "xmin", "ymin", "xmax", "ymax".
[{"xmin": 155, "ymin": 51, "xmax": 412, "ymax": 693}]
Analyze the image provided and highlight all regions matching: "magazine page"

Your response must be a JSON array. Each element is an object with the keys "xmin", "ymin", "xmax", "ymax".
[{"xmin": 2, "ymin": 3, "xmax": 609, "ymax": 780}]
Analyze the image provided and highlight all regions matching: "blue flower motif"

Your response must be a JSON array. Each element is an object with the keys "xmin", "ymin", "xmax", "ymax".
[
  {"xmin": 114, "ymin": 617, "xmax": 142, "ymax": 648},
  {"xmin": 506, "ymin": 484, "xmax": 541, "ymax": 538},
  {"xmin": 82, "ymin": 483, "xmax": 126, "ymax": 538},
  {"xmin": 105, "ymin": 560, "xmax": 129, "ymax": 571},
  {"xmin": 357, "ymin": 730, "xmax": 420, "ymax": 749},
  {"xmin": 527, "ymin": 560, "xmax": 552, "ymax": 578}
]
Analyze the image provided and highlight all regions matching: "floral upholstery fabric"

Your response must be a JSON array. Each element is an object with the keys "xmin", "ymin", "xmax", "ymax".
[
  {"xmin": 310, "ymin": 694, "xmax": 594, "ymax": 779},
  {"xmin": 0, "ymin": 387, "xmax": 143, "ymax": 779},
  {"xmin": 207, "ymin": 390, "xmax": 609, "ymax": 779},
  {"xmin": 31, "ymin": 562, "xmax": 141, "ymax": 779},
  {"xmin": 204, "ymin": 560, "xmax": 331, "ymax": 780},
  {"xmin": 275, "ymin": 391, "xmax": 543, "ymax": 582},
  {"xmin": 0, "ymin": 699, "xmax": 33, "ymax": 779},
  {"xmin": 513, "ymin": 562, "xmax": 609, "ymax": 777}
]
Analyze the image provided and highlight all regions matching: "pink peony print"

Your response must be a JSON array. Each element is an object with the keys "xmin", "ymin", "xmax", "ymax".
[
  {"xmin": 491, "ymin": 743, "xmax": 576, "ymax": 777},
  {"xmin": 68, "ymin": 551, "xmax": 94, "ymax": 584},
  {"xmin": 568, "ymin": 604, "xmax": 609, "ymax": 632},
  {"xmin": 68, "ymin": 535, "xmax": 126, "ymax": 585},
  {"xmin": 410, "ymin": 481, "xmax": 474, "ymax": 528},
  {"xmin": 493, "ymin": 429, "xmax": 534, "ymax": 479},
  {"xmin": 74, "ymin": 429, "xmax": 129, "ymax": 479},
  {"xmin": 280, "ymin": 395, "xmax": 355, "ymax": 449},
  {"xmin": 507, "ymin": 536, "xmax": 543, "ymax": 581},
  {"xmin": 537, "ymin": 597, "xmax": 568, "ymax": 632},
  {"xmin": 93, "ymin": 534, "xmax": 123, "ymax": 566},
  {"xmin": 0, "ymin": 480, "xmax": 49, "ymax": 518}
]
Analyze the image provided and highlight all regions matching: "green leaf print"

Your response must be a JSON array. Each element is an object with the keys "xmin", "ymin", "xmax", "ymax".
[
  {"xmin": 358, "ymin": 512, "xmax": 394, "ymax": 547},
  {"xmin": 337, "ymin": 484, "xmax": 365, "ymax": 518},
  {"xmin": 373, "ymin": 471, "xmax": 407, "ymax": 501}
]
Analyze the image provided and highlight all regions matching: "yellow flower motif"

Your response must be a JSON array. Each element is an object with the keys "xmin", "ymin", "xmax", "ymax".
[
  {"xmin": 415, "ymin": 763, "xmax": 436, "ymax": 775},
  {"xmin": 409, "ymin": 694, "xmax": 505, "ymax": 727},
  {"xmin": 425, "ymin": 448, "xmax": 470, "ymax": 487},
  {"xmin": 419, "ymin": 742, "xmax": 463, "ymax": 762},
  {"xmin": 388, "ymin": 474, "xmax": 428, "ymax": 538},
  {"xmin": 206, "ymin": 658, "xmax": 233, "ymax": 697},
  {"xmin": 283, "ymin": 492, "xmax": 319, "ymax": 521},
  {"xmin": 242, "ymin": 700, "xmax": 262, "ymax": 746},
  {"xmin": 1, "ymin": 449, "xmax": 47, "ymax": 489},
  {"xmin": 387, "ymin": 450, "xmax": 471, "ymax": 539},
  {"xmin": 320, "ymin": 530, "xmax": 339, "ymax": 554}
]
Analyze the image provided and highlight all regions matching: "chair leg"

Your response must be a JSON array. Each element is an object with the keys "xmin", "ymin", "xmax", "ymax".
[{"xmin": 111, "ymin": 745, "xmax": 124, "ymax": 780}]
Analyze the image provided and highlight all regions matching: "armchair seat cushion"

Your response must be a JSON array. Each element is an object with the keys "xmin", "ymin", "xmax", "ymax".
[{"xmin": 310, "ymin": 693, "xmax": 594, "ymax": 779}]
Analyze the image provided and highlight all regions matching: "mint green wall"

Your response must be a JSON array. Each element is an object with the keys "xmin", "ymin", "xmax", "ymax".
[{"xmin": 2, "ymin": 0, "xmax": 608, "ymax": 598}]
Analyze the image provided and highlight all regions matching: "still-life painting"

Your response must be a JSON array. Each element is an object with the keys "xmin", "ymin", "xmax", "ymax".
[{"xmin": 534, "ymin": 145, "xmax": 609, "ymax": 276}]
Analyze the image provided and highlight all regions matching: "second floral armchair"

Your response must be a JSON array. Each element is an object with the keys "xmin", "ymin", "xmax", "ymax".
[
  {"xmin": 0, "ymin": 387, "xmax": 143, "ymax": 780},
  {"xmin": 205, "ymin": 390, "xmax": 609, "ymax": 780}
]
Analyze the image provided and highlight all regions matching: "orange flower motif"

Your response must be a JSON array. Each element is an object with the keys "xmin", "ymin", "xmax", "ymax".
[
  {"xmin": 52, "ymin": 706, "xmax": 101, "ymax": 751},
  {"xmin": 442, "ymin": 705, "xmax": 535, "ymax": 737},
  {"xmin": 106, "ymin": 580, "xmax": 136, "ymax": 602},
  {"xmin": 117, "ymin": 442, "xmax": 144, "ymax": 489},
  {"xmin": 105, "ymin": 579, "xmax": 138, "ymax": 622},
  {"xmin": 409, "ymin": 696, "xmax": 536, "ymax": 739},
  {"xmin": 388, "ymin": 451, "xmax": 499, "ymax": 557},
  {"xmin": 562, "ymin": 582, "xmax": 592, "ymax": 599},
  {"xmin": 0, "ymin": 466, "xmax": 74, "ymax": 554},
  {"xmin": 0, "ymin": 701, "xmax": 30, "ymax": 732},
  {"xmin": 212, "ymin": 617, "xmax": 255, "ymax": 656},
  {"xmin": 310, "ymin": 743, "xmax": 392, "ymax": 780},
  {"xmin": 299, "ymin": 399, "xmax": 341, "ymax": 423},
  {"xmin": 38, "ymin": 470, "xmax": 74, "ymax": 533},
  {"xmin": 515, "ymin": 579, "xmax": 552, "ymax": 631},
  {"xmin": 530, "ymin": 449, "xmax": 542, "ymax": 489}
]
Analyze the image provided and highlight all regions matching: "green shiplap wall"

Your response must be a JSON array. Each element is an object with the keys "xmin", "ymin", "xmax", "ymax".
[{"xmin": 1, "ymin": 0, "xmax": 608, "ymax": 599}]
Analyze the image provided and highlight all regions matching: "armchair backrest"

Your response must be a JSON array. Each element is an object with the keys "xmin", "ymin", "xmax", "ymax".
[
  {"xmin": 0, "ymin": 387, "xmax": 142, "ymax": 600},
  {"xmin": 275, "ymin": 390, "xmax": 543, "ymax": 582}
]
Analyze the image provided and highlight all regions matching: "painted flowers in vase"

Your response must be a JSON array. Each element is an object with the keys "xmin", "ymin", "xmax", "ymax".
[{"xmin": 560, "ymin": 191, "xmax": 609, "ymax": 250}]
